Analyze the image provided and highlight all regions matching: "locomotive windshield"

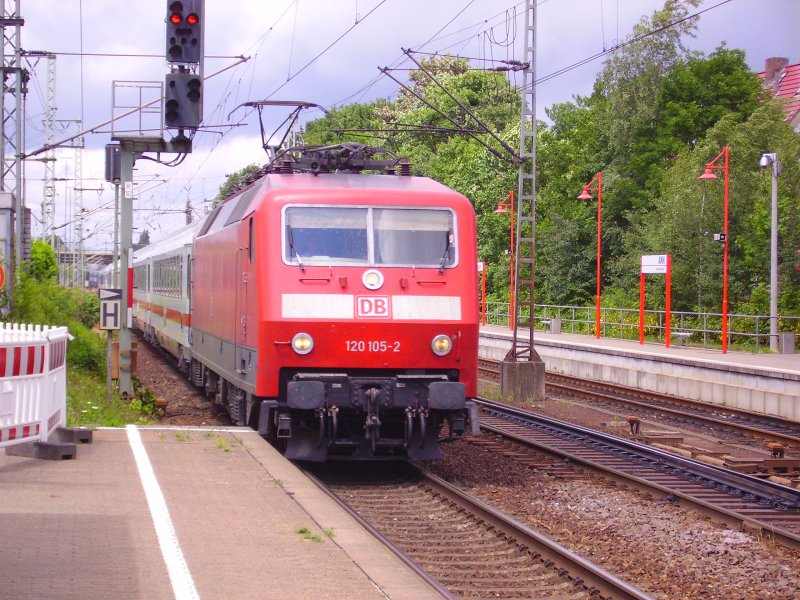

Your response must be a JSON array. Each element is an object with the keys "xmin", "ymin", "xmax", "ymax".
[{"xmin": 284, "ymin": 206, "xmax": 456, "ymax": 268}]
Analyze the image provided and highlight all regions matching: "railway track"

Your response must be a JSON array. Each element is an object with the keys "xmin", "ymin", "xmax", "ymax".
[
  {"xmin": 307, "ymin": 462, "xmax": 648, "ymax": 600},
  {"xmin": 476, "ymin": 398, "xmax": 800, "ymax": 549},
  {"xmin": 478, "ymin": 358, "xmax": 800, "ymax": 449}
]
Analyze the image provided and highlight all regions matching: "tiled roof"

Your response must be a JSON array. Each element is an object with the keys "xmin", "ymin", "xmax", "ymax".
[{"xmin": 759, "ymin": 62, "xmax": 800, "ymax": 125}]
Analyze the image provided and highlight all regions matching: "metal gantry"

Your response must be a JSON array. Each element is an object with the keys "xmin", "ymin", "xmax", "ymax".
[
  {"xmin": 1, "ymin": 0, "xmax": 24, "ymax": 276},
  {"xmin": 73, "ymin": 125, "xmax": 85, "ymax": 288},
  {"xmin": 40, "ymin": 52, "xmax": 56, "ymax": 246},
  {"xmin": 511, "ymin": 0, "xmax": 539, "ymax": 362}
]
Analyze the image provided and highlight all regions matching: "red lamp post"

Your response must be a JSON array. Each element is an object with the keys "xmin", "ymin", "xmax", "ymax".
[
  {"xmin": 698, "ymin": 146, "xmax": 730, "ymax": 354},
  {"xmin": 495, "ymin": 191, "xmax": 515, "ymax": 329},
  {"xmin": 577, "ymin": 172, "xmax": 602, "ymax": 339}
]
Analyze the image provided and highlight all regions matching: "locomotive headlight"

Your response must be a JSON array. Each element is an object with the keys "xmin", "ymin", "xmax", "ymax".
[
  {"xmin": 362, "ymin": 269, "xmax": 384, "ymax": 290},
  {"xmin": 431, "ymin": 334, "xmax": 452, "ymax": 356},
  {"xmin": 292, "ymin": 332, "xmax": 314, "ymax": 355}
]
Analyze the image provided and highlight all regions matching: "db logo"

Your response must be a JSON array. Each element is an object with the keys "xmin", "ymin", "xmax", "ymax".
[{"xmin": 356, "ymin": 296, "xmax": 391, "ymax": 318}]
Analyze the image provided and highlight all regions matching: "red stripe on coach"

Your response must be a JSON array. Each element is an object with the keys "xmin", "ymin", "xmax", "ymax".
[{"xmin": 0, "ymin": 347, "xmax": 6, "ymax": 377}]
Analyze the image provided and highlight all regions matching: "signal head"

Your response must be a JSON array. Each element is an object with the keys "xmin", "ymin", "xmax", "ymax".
[{"xmin": 165, "ymin": 0, "xmax": 202, "ymax": 64}]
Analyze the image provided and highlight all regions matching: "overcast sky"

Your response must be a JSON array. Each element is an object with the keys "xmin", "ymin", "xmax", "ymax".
[{"xmin": 16, "ymin": 0, "xmax": 799, "ymax": 249}]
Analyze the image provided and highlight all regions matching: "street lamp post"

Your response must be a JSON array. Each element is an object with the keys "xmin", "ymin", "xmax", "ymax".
[
  {"xmin": 760, "ymin": 152, "xmax": 781, "ymax": 352},
  {"xmin": 698, "ymin": 146, "xmax": 730, "ymax": 353},
  {"xmin": 577, "ymin": 172, "xmax": 602, "ymax": 339},
  {"xmin": 495, "ymin": 191, "xmax": 515, "ymax": 329}
]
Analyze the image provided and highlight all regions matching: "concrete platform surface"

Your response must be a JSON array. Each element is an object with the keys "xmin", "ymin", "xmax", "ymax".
[
  {"xmin": 0, "ymin": 427, "xmax": 442, "ymax": 600},
  {"xmin": 481, "ymin": 324, "xmax": 799, "ymax": 376},
  {"xmin": 481, "ymin": 325, "xmax": 799, "ymax": 420}
]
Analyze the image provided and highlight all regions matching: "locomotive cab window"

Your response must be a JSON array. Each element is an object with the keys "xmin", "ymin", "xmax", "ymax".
[
  {"xmin": 283, "ymin": 205, "xmax": 457, "ymax": 268},
  {"xmin": 285, "ymin": 207, "xmax": 368, "ymax": 265},
  {"xmin": 373, "ymin": 208, "xmax": 455, "ymax": 267}
]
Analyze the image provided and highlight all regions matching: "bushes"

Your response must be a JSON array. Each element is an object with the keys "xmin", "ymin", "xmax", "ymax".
[{"xmin": 8, "ymin": 272, "xmax": 105, "ymax": 376}]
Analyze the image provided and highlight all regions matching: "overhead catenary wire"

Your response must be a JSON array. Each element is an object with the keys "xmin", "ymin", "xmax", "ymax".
[{"xmin": 262, "ymin": 0, "xmax": 390, "ymax": 102}]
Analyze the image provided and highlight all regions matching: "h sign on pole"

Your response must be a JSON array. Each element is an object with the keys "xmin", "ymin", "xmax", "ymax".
[{"xmin": 100, "ymin": 288, "xmax": 122, "ymax": 330}]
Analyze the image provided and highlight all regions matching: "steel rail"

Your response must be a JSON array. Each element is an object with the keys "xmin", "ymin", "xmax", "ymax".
[
  {"xmin": 410, "ymin": 465, "xmax": 651, "ymax": 600},
  {"xmin": 303, "ymin": 468, "xmax": 457, "ymax": 600},
  {"xmin": 547, "ymin": 371, "xmax": 800, "ymax": 447},
  {"xmin": 306, "ymin": 464, "xmax": 650, "ymax": 600},
  {"xmin": 478, "ymin": 357, "xmax": 800, "ymax": 447},
  {"xmin": 476, "ymin": 398, "xmax": 800, "ymax": 549}
]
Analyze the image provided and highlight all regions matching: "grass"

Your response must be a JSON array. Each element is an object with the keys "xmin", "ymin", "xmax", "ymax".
[
  {"xmin": 215, "ymin": 436, "xmax": 232, "ymax": 452},
  {"xmin": 66, "ymin": 366, "xmax": 157, "ymax": 427},
  {"xmin": 295, "ymin": 527, "xmax": 323, "ymax": 543}
]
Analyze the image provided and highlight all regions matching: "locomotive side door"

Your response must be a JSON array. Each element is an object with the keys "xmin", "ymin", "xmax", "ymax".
[{"xmin": 234, "ymin": 214, "xmax": 255, "ymax": 378}]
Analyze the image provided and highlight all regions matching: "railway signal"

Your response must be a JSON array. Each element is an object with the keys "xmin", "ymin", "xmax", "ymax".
[
  {"xmin": 166, "ymin": 0, "xmax": 203, "ymax": 64},
  {"xmin": 164, "ymin": 72, "xmax": 202, "ymax": 130}
]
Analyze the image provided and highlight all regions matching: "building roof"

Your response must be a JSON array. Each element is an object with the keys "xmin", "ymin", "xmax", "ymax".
[{"xmin": 758, "ymin": 58, "xmax": 800, "ymax": 130}]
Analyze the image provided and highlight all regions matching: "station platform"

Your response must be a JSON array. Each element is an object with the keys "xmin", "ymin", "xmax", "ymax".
[
  {"xmin": 0, "ymin": 427, "xmax": 441, "ymax": 600},
  {"xmin": 480, "ymin": 325, "xmax": 800, "ymax": 420}
]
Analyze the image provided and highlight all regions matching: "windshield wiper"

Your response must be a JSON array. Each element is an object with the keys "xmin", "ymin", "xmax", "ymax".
[
  {"xmin": 438, "ymin": 232, "xmax": 452, "ymax": 274},
  {"xmin": 287, "ymin": 227, "xmax": 305, "ymax": 272}
]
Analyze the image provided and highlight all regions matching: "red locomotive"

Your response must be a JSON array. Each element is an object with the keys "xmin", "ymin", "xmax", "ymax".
[{"xmin": 133, "ymin": 144, "xmax": 478, "ymax": 460}]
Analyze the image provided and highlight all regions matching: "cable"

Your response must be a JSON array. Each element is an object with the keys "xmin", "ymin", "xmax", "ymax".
[
  {"xmin": 286, "ymin": 0, "xmax": 300, "ymax": 81},
  {"xmin": 524, "ymin": 0, "xmax": 733, "ymax": 91},
  {"xmin": 264, "ymin": 0, "xmax": 389, "ymax": 100},
  {"xmin": 328, "ymin": 1, "xmax": 527, "ymax": 109}
]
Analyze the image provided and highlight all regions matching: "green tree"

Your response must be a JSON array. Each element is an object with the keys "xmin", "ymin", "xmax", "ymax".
[
  {"xmin": 9, "ymin": 273, "xmax": 105, "ymax": 373},
  {"xmin": 627, "ymin": 46, "xmax": 764, "ymax": 193},
  {"xmin": 641, "ymin": 103, "xmax": 800, "ymax": 319},
  {"xmin": 593, "ymin": 0, "xmax": 701, "ymax": 168},
  {"xmin": 29, "ymin": 239, "xmax": 58, "ymax": 282},
  {"xmin": 134, "ymin": 229, "xmax": 151, "ymax": 251},
  {"xmin": 535, "ymin": 99, "xmax": 604, "ymax": 304},
  {"xmin": 213, "ymin": 163, "xmax": 262, "ymax": 206},
  {"xmin": 303, "ymin": 100, "xmax": 393, "ymax": 147}
]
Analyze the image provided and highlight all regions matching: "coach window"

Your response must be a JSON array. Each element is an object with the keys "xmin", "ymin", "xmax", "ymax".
[
  {"xmin": 284, "ymin": 207, "xmax": 368, "ymax": 265},
  {"xmin": 134, "ymin": 265, "xmax": 146, "ymax": 289},
  {"xmin": 153, "ymin": 255, "xmax": 182, "ymax": 297},
  {"xmin": 373, "ymin": 208, "xmax": 455, "ymax": 267}
]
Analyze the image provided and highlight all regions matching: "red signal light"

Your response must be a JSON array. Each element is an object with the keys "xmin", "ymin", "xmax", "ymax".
[
  {"xmin": 170, "ymin": 12, "xmax": 182, "ymax": 25},
  {"xmin": 186, "ymin": 13, "xmax": 199, "ymax": 25}
]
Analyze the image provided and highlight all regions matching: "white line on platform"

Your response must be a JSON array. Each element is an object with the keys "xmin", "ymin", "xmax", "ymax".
[{"xmin": 126, "ymin": 424, "xmax": 200, "ymax": 600}]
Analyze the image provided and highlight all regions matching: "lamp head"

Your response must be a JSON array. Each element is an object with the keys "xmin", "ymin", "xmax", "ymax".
[
  {"xmin": 759, "ymin": 152, "xmax": 774, "ymax": 169},
  {"xmin": 577, "ymin": 188, "xmax": 593, "ymax": 200},
  {"xmin": 698, "ymin": 166, "xmax": 718, "ymax": 180},
  {"xmin": 494, "ymin": 204, "xmax": 508, "ymax": 214}
]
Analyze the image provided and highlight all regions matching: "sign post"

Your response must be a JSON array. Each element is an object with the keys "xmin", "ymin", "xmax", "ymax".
[
  {"xmin": 639, "ymin": 255, "xmax": 671, "ymax": 346},
  {"xmin": 100, "ymin": 288, "xmax": 122, "ymax": 403}
]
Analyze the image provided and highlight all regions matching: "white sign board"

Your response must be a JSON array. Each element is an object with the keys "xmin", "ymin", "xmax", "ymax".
[
  {"xmin": 641, "ymin": 254, "xmax": 668, "ymax": 274},
  {"xmin": 99, "ymin": 288, "xmax": 122, "ymax": 330},
  {"xmin": 124, "ymin": 182, "xmax": 133, "ymax": 199},
  {"xmin": 477, "ymin": 261, "xmax": 485, "ymax": 273}
]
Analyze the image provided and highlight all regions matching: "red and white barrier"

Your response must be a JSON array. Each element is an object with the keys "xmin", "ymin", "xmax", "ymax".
[{"xmin": 0, "ymin": 322, "xmax": 71, "ymax": 450}]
